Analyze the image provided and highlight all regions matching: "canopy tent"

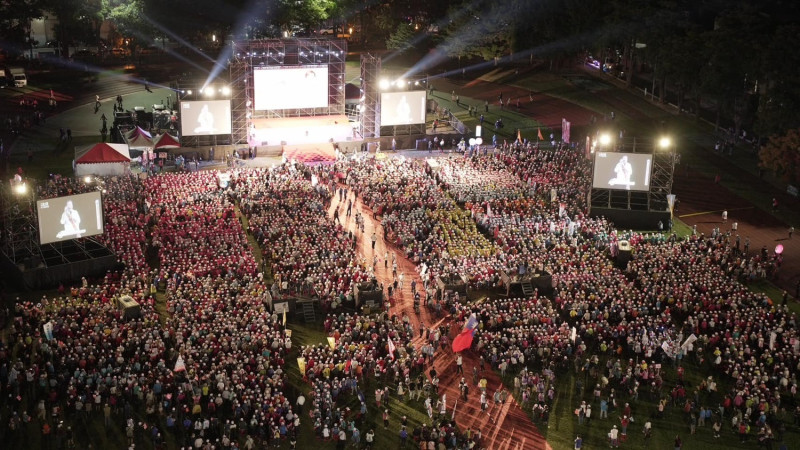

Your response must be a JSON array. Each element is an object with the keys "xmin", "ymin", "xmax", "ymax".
[
  {"xmin": 74, "ymin": 142, "xmax": 131, "ymax": 176},
  {"xmin": 153, "ymin": 132, "xmax": 180, "ymax": 149},
  {"xmin": 125, "ymin": 126, "xmax": 152, "ymax": 140},
  {"xmin": 125, "ymin": 127, "xmax": 153, "ymax": 150}
]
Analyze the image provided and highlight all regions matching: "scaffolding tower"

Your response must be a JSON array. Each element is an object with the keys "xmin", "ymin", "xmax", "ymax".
[{"xmin": 360, "ymin": 54, "xmax": 381, "ymax": 139}]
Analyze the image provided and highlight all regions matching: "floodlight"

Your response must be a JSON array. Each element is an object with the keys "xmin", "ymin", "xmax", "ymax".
[
  {"xmin": 598, "ymin": 133, "xmax": 611, "ymax": 146},
  {"xmin": 221, "ymin": 86, "xmax": 231, "ymax": 96},
  {"xmin": 84, "ymin": 176, "xmax": 93, "ymax": 183},
  {"xmin": 14, "ymin": 183, "xmax": 27, "ymax": 195},
  {"xmin": 658, "ymin": 136, "xmax": 671, "ymax": 149},
  {"xmin": 379, "ymin": 79, "xmax": 390, "ymax": 90}
]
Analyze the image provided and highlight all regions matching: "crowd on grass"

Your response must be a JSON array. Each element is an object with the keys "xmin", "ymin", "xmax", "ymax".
[{"xmin": 0, "ymin": 137, "xmax": 796, "ymax": 449}]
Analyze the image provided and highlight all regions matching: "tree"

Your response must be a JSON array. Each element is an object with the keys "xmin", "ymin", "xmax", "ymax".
[
  {"xmin": 0, "ymin": 0, "xmax": 46, "ymax": 56},
  {"xmin": 759, "ymin": 128, "xmax": 800, "ymax": 184},
  {"xmin": 386, "ymin": 23, "xmax": 416, "ymax": 53}
]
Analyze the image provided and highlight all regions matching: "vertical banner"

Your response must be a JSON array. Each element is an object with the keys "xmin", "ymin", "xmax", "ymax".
[
  {"xmin": 327, "ymin": 336, "xmax": 336, "ymax": 350},
  {"xmin": 667, "ymin": 194, "xmax": 676, "ymax": 218},
  {"xmin": 297, "ymin": 357, "xmax": 306, "ymax": 375},
  {"xmin": 564, "ymin": 120, "xmax": 571, "ymax": 144}
]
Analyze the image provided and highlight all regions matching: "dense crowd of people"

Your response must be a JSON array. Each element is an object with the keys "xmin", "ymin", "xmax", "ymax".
[{"xmin": 0, "ymin": 138, "xmax": 796, "ymax": 449}]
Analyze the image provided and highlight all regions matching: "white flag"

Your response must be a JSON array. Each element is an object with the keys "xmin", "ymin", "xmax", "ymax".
[{"xmin": 174, "ymin": 355, "xmax": 186, "ymax": 372}]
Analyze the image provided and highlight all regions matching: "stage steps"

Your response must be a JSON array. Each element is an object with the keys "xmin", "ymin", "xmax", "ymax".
[
  {"xmin": 301, "ymin": 301, "xmax": 316, "ymax": 323},
  {"xmin": 520, "ymin": 281, "xmax": 535, "ymax": 297}
]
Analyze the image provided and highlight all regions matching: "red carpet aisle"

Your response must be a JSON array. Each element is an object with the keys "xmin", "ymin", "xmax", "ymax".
[{"xmin": 327, "ymin": 189, "xmax": 551, "ymax": 450}]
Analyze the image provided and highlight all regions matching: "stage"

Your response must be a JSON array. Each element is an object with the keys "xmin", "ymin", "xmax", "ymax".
[{"xmin": 249, "ymin": 115, "xmax": 355, "ymax": 147}]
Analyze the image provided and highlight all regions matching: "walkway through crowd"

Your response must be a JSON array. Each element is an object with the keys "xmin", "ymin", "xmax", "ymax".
[{"xmin": 326, "ymin": 185, "xmax": 551, "ymax": 450}]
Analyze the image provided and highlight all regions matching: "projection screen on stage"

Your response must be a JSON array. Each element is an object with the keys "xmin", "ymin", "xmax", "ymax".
[
  {"xmin": 253, "ymin": 65, "xmax": 329, "ymax": 110},
  {"xmin": 37, "ymin": 191, "xmax": 104, "ymax": 245},
  {"xmin": 380, "ymin": 91, "xmax": 427, "ymax": 126},
  {"xmin": 180, "ymin": 100, "xmax": 232, "ymax": 136},
  {"xmin": 592, "ymin": 152, "xmax": 653, "ymax": 192}
]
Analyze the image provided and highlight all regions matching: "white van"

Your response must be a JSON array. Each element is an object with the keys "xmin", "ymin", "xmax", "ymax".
[{"xmin": 7, "ymin": 67, "xmax": 27, "ymax": 87}]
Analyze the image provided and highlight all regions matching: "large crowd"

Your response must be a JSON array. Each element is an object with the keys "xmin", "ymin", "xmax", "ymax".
[{"xmin": 0, "ymin": 138, "xmax": 795, "ymax": 449}]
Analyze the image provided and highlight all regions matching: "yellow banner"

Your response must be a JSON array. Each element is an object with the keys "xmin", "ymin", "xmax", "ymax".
[
  {"xmin": 327, "ymin": 336, "xmax": 336, "ymax": 350},
  {"xmin": 297, "ymin": 357, "xmax": 306, "ymax": 375}
]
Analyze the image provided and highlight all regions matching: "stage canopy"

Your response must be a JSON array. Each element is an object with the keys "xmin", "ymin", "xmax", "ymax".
[{"xmin": 74, "ymin": 142, "xmax": 131, "ymax": 176}]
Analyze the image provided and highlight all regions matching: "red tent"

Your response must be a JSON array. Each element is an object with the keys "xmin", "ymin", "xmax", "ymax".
[
  {"xmin": 153, "ymin": 133, "xmax": 180, "ymax": 149},
  {"xmin": 75, "ymin": 142, "xmax": 131, "ymax": 163}
]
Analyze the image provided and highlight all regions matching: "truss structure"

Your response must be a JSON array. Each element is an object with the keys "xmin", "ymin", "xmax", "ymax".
[
  {"xmin": 0, "ymin": 182, "xmax": 39, "ymax": 266},
  {"xmin": 231, "ymin": 39, "xmax": 346, "ymax": 120},
  {"xmin": 360, "ymin": 53, "xmax": 381, "ymax": 139},
  {"xmin": 589, "ymin": 140, "xmax": 676, "ymax": 212}
]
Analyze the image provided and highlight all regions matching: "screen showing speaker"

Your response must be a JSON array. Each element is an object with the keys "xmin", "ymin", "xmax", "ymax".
[
  {"xmin": 180, "ymin": 100, "xmax": 232, "ymax": 136},
  {"xmin": 592, "ymin": 152, "xmax": 652, "ymax": 191},
  {"xmin": 380, "ymin": 91, "xmax": 427, "ymax": 126},
  {"xmin": 37, "ymin": 191, "xmax": 104, "ymax": 245},
  {"xmin": 253, "ymin": 65, "xmax": 329, "ymax": 110}
]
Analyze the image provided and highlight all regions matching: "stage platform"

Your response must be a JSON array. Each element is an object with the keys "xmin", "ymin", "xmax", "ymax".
[
  {"xmin": 283, "ymin": 143, "xmax": 337, "ymax": 165},
  {"xmin": 249, "ymin": 115, "xmax": 355, "ymax": 147}
]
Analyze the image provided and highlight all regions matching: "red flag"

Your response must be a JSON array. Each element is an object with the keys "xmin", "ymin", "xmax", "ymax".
[
  {"xmin": 537, "ymin": 128, "xmax": 544, "ymax": 141},
  {"xmin": 451, "ymin": 329, "xmax": 475, "ymax": 353}
]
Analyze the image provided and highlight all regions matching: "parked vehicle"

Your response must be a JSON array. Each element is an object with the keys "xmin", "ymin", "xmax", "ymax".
[{"xmin": 5, "ymin": 67, "xmax": 27, "ymax": 87}]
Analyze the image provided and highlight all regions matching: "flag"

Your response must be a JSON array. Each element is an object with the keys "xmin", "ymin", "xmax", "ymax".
[
  {"xmin": 451, "ymin": 398, "xmax": 458, "ymax": 420},
  {"xmin": 388, "ymin": 338, "xmax": 397, "ymax": 360},
  {"xmin": 769, "ymin": 332, "xmax": 777, "ymax": 351},
  {"xmin": 516, "ymin": 128, "xmax": 522, "ymax": 142},
  {"xmin": 282, "ymin": 308, "xmax": 287, "ymax": 326},
  {"xmin": 537, "ymin": 128, "xmax": 544, "ymax": 141},
  {"xmin": 451, "ymin": 314, "xmax": 479, "ymax": 353},
  {"xmin": 297, "ymin": 357, "xmax": 306, "ymax": 375},
  {"xmin": 327, "ymin": 336, "xmax": 336, "ymax": 350},
  {"xmin": 174, "ymin": 355, "xmax": 186, "ymax": 372}
]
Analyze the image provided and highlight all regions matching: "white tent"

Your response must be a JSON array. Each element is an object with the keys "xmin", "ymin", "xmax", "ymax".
[{"xmin": 74, "ymin": 143, "xmax": 131, "ymax": 176}]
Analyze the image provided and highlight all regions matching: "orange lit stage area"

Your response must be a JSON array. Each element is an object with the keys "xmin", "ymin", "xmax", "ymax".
[{"xmin": 249, "ymin": 115, "xmax": 355, "ymax": 147}]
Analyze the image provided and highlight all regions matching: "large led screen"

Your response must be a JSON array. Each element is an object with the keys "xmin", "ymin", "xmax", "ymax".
[
  {"xmin": 180, "ymin": 100, "xmax": 232, "ymax": 136},
  {"xmin": 380, "ymin": 91, "xmax": 427, "ymax": 126},
  {"xmin": 37, "ymin": 191, "xmax": 104, "ymax": 245},
  {"xmin": 253, "ymin": 65, "xmax": 329, "ymax": 110},
  {"xmin": 592, "ymin": 152, "xmax": 653, "ymax": 192}
]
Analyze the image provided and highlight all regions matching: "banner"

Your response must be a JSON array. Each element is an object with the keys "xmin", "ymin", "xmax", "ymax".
[
  {"xmin": 562, "ymin": 118, "xmax": 571, "ymax": 144},
  {"xmin": 537, "ymin": 128, "xmax": 544, "ymax": 141},
  {"xmin": 174, "ymin": 355, "xmax": 186, "ymax": 372},
  {"xmin": 297, "ymin": 357, "xmax": 306, "ymax": 375},
  {"xmin": 388, "ymin": 338, "xmax": 397, "ymax": 360},
  {"xmin": 770, "ymin": 332, "xmax": 777, "ymax": 351},
  {"xmin": 43, "ymin": 321, "xmax": 53, "ymax": 341},
  {"xmin": 282, "ymin": 308, "xmax": 287, "ymax": 326},
  {"xmin": 681, "ymin": 334, "xmax": 697, "ymax": 351},
  {"xmin": 327, "ymin": 336, "xmax": 336, "ymax": 350}
]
